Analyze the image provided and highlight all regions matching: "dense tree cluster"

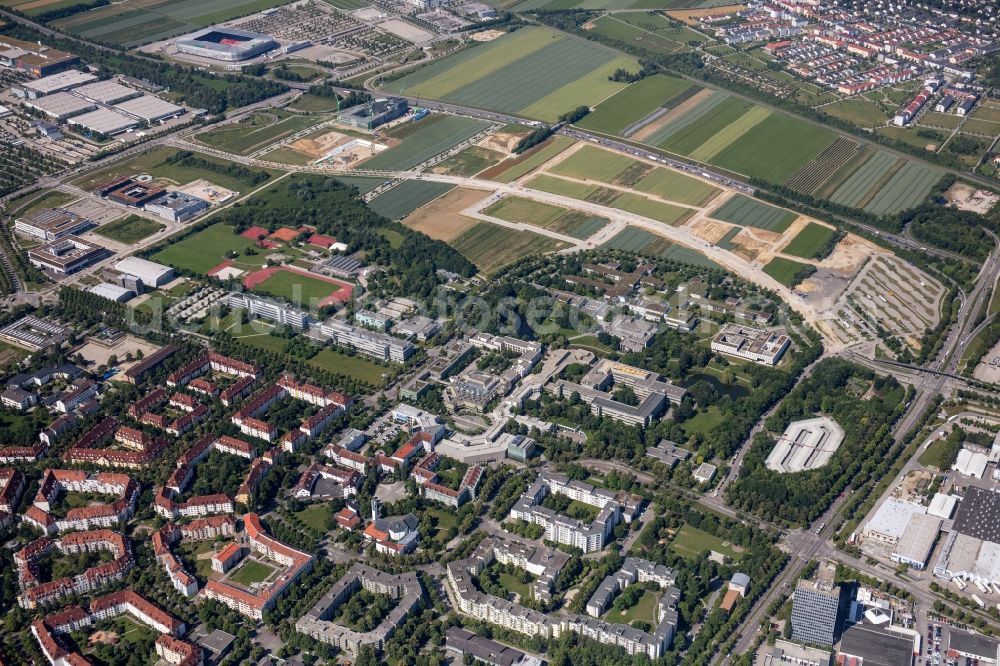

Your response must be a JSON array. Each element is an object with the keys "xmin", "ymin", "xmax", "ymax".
[{"xmin": 726, "ymin": 359, "xmax": 905, "ymax": 525}]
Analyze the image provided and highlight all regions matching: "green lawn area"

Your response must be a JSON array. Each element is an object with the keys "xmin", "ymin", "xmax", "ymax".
[
  {"xmin": 918, "ymin": 437, "xmax": 960, "ymax": 470},
  {"xmin": 763, "ymin": 257, "xmax": 815, "ymax": 287},
  {"xmin": 294, "ymin": 503, "xmax": 333, "ymax": 532},
  {"xmin": 426, "ymin": 507, "xmax": 458, "ymax": 540},
  {"xmin": 289, "ymin": 94, "xmax": 344, "ymax": 113},
  {"xmin": 681, "ymin": 405, "xmax": 724, "ymax": 436},
  {"xmin": 150, "ymin": 223, "xmax": 257, "ymax": 274},
  {"xmin": 601, "ymin": 588, "xmax": 659, "ymax": 628},
  {"xmin": 93, "ymin": 215, "xmax": 166, "ymax": 244},
  {"xmin": 7, "ymin": 189, "xmax": 76, "ymax": 217},
  {"xmin": 232, "ymin": 330, "xmax": 289, "ymax": 354},
  {"xmin": 229, "ymin": 559, "xmax": 277, "ymax": 586},
  {"xmin": 781, "ymin": 222, "xmax": 838, "ymax": 260},
  {"xmin": 177, "ymin": 540, "xmax": 217, "ymax": 579},
  {"xmin": 195, "ymin": 110, "xmax": 323, "ymax": 156},
  {"xmin": 670, "ymin": 523, "xmax": 740, "ymax": 560},
  {"xmin": 308, "ymin": 348, "xmax": 389, "ymax": 385},
  {"xmin": 100, "ymin": 616, "xmax": 157, "ymax": 645}
]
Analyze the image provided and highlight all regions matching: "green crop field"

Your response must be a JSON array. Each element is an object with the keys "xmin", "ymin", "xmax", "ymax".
[
  {"xmin": 709, "ymin": 112, "xmax": 837, "ymax": 183},
  {"xmin": 602, "ymin": 226, "xmax": 672, "ymax": 256},
  {"xmin": 611, "ymin": 192, "xmax": 691, "ymax": 225},
  {"xmin": 829, "ymin": 151, "xmax": 898, "ymax": 208},
  {"xmin": 525, "ymin": 174, "xmax": 601, "ymax": 199},
  {"xmin": 386, "ymin": 27, "xmax": 636, "ymax": 122},
  {"xmin": 334, "ymin": 176, "xmax": 383, "ymax": 195},
  {"xmin": 450, "ymin": 223, "xmax": 570, "ymax": 274},
  {"xmin": 689, "ymin": 106, "xmax": 772, "ymax": 163},
  {"xmin": 709, "ymin": 195, "xmax": 796, "ymax": 232},
  {"xmin": 486, "ymin": 196, "xmax": 566, "ymax": 227},
  {"xmin": 862, "ymin": 162, "xmax": 940, "ymax": 215},
  {"xmin": 432, "ymin": 145, "xmax": 504, "ymax": 176},
  {"xmin": 51, "ymin": 0, "xmax": 291, "ymax": 47},
  {"xmin": 485, "ymin": 195, "xmax": 608, "ymax": 239},
  {"xmin": 633, "ymin": 168, "xmax": 720, "ymax": 206},
  {"xmin": 587, "ymin": 15, "xmax": 690, "ymax": 55},
  {"xmin": 658, "ymin": 96, "xmax": 754, "ymax": 156},
  {"xmin": 717, "ymin": 225, "xmax": 742, "ymax": 250},
  {"xmin": 550, "ymin": 145, "xmax": 634, "ymax": 182},
  {"xmin": 229, "ymin": 559, "xmax": 276, "ymax": 586},
  {"xmin": 577, "ymin": 74, "xmax": 692, "ymax": 134},
  {"xmin": 491, "ymin": 136, "xmax": 575, "ymax": 183},
  {"xmin": 644, "ymin": 90, "xmax": 729, "ymax": 146},
  {"xmin": 782, "ymin": 222, "xmax": 838, "ymax": 259},
  {"xmin": 94, "ymin": 215, "xmax": 166, "ymax": 244},
  {"xmin": 763, "ymin": 257, "xmax": 813, "ymax": 287},
  {"xmin": 368, "ymin": 180, "xmax": 454, "ymax": 220},
  {"xmin": 150, "ymin": 224, "xmax": 256, "ymax": 274},
  {"xmin": 363, "ymin": 115, "xmax": 489, "ymax": 170}
]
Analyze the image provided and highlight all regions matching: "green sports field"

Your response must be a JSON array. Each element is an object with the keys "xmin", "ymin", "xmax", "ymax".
[
  {"xmin": 50, "ymin": 0, "xmax": 291, "ymax": 47},
  {"xmin": 577, "ymin": 74, "xmax": 693, "ymax": 135},
  {"xmin": 251, "ymin": 270, "xmax": 352, "ymax": 305},
  {"xmin": 363, "ymin": 115, "xmax": 489, "ymax": 170},
  {"xmin": 368, "ymin": 180, "xmax": 454, "ymax": 220},
  {"xmin": 709, "ymin": 195, "xmax": 796, "ymax": 233},
  {"xmin": 781, "ymin": 222, "xmax": 838, "ymax": 260},
  {"xmin": 385, "ymin": 27, "xmax": 637, "ymax": 123},
  {"xmin": 150, "ymin": 224, "xmax": 257, "ymax": 274}
]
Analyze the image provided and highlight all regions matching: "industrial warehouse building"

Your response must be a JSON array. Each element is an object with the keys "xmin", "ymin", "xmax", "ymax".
[
  {"xmin": 14, "ymin": 69, "xmax": 96, "ymax": 98},
  {"xmin": 114, "ymin": 257, "xmax": 175, "ymax": 288},
  {"xmin": 114, "ymin": 95, "xmax": 185, "ymax": 123},
  {"xmin": 176, "ymin": 28, "xmax": 278, "ymax": 61},
  {"xmin": 73, "ymin": 80, "xmax": 143, "ymax": 105},
  {"xmin": 0, "ymin": 37, "xmax": 78, "ymax": 78},
  {"xmin": 25, "ymin": 92, "xmax": 95, "ymax": 120},
  {"xmin": 69, "ymin": 109, "xmax": 139, "ymax": 136}
]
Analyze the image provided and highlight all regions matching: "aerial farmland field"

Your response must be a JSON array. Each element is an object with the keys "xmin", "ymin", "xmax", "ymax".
[
  {"xmin": 577, "ymin": 74, "xmax": 693, "ymax": 135},
  {"xmin": 368, "ymin": 181, "xmax": 454, "ymax": 220},
  {"xmin": 486, "ymin": 136, "xmax": 575, "ymax": 183},
  {"xmin": 385, "ymin": 27, "xmax": 637, "ymax": 122},
  {"xmin": 550, "ymin": 146, "xmax": 637, "ymax": 183},
  {"xmin": 50, "ymin": 0, "xmax": 290, "ymax": 47},
  {"xmin": 525, "ymin": 174, "xmax": 602, "ymax": 200},
  {"xmin": 602, "ymin": 227, "xmax": 673, "ymax": 256},
  {"xmin": 708, "ymin": 112, "xmax": 837, "ymax": 183},
  {"xmin": 363, "ymin": 115, "xmax": 490, "ymax": 170},
  {"xmin": 828, "ymin": 151, "xmax": 898, "ymax": 208},
  {"xmin": 610, "ymin": 192, "xmax": 692, "ymax": 225},
  {"xmin": 709, "ymin": 195, "xmax": 797, "ymax": 233},
  {"xmin": 449, "ymin": 223, "xmax": 570, "ymax": 274},
  {"xmin": 763, "ymin": 257, "xmax": 814, "ymax": 287},
  {"xmin": 484, "ymin": 196, "xmax": 609, "ymax": 239},
  {"xmin": 781, "ymin": 222, "xmax": 839, "ymax": 260},
  {"xmin": 861, "ymin": 162, "xmax": 941, "ymax": 215}
]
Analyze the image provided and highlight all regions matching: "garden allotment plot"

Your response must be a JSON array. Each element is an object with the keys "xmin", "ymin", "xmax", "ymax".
[{"xmin": 386, "ymin": 27, "xmax": 636, "ymax": 123}]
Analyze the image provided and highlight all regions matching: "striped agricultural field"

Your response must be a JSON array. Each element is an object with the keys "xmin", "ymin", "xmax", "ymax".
[
  {"xmin": 829, "ymin": 151, "xmax": 898, "ymax": 208},
  {"xmin": 389, "ymin": 27, "xmax": 556, "ymax": 99},
  {"xmin": 688, "ymin": 106, "xmax": 771, "ymax": 163},
  {"xmin": 643, "ymin": 90, "xmax": 730, "ymax": 146},
  {"xmin": 657, "ymin": 96, "xmax": 754, "ymax": 156},
  {"xmin": 863, "ymin": 163, "xmax": 941, "ymax": 215},
  {"xmin": 577, "ymin": 73, "xmax": 693, "ymax": 135}
]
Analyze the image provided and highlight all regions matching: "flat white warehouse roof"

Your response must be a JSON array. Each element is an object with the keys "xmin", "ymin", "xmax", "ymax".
[
  {"xmin": 27, "ymin": 92, "xmax": 95, "ymax": 118},
  {"xmin": 72, "ymin": 80, "xmax": 143, "ymax": 105},
  {"xmin": 24, "ymin": 69, "xmax": 97, "ymax": 95},
  {"xmin": 114, "ymin": 256, "xmax": 173, "ymax": 284},
  {"xmin": 114, "ymin": 95, "xmax": 184, "ymax": 121},
  {"xmin": 892, "ymin": 512, "xmax": 942, "ymax": 567},
  {"xmin": 69, "ymin": 108, "xmax": 139, "ymax": 135},
  {"xmin": 865, "ymin": 498, "xmax": 926, "ymax": 542},
  {"xmin": 765, "ymin": 416, "xmax": 845, "ymax": 473}
]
